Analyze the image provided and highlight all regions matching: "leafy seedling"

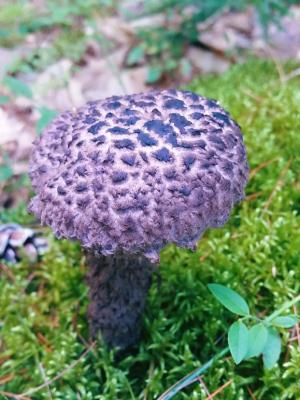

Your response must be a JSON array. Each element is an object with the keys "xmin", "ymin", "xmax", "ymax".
[
  {"xmin": 208, "ymin": 284, "xmax": 299, "ymax": 369},
  {"xmin": 3, "ymin": 75, "xmax": 32, "ymax": 99},
  {"xmin": 159, "ymin": 286, "xmax": 299, "ymax": 400}
]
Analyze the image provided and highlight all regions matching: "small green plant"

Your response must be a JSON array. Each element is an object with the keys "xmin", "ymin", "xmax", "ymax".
[
  {"xmin": 209, "ymin": 284, "xmax": 298, "ymax": 367},
  {"xmin": 159, "ymin": 284, "xmax": 299, "ymax": 399},
  {"xmin": 0, "ymin": 152, "xmax": 14, "ymax": 183},
  {"xmin": 126, "ymin": 0, "xmax": 300, "ymax": 82}
]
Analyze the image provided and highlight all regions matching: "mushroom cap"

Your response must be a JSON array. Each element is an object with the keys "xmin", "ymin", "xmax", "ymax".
[{"xmin": 29, "ymin": 89, "xmax": 249, "ymax": 262}]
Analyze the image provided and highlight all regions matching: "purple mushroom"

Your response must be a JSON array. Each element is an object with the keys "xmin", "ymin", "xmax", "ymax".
[{"xmin": 28, "ymin": 89, "xmax": 249, "ymax": 349}]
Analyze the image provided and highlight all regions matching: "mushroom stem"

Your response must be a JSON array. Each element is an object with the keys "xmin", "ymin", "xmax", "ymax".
[{"xmin": 85, "ymin": 251, "xmax": 155, "ymax": 349}]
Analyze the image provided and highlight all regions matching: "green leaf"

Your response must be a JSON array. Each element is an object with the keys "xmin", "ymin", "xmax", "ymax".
[
  {"xmin": 165, "ymin": 59, "xmax": 177, "ymax": 71},
  {"xmin": 36, "ymin": 107, "xmax": 58, "ymax": 134},
  {"xmin": 127, "ymin": 46, "xmax": 144, "ymax": 66},
  {"xmin": 228, "ymin": 321, "xmax": 249, "ymax": 364},
  {"xmin": 3, "ymin": 76, "xmax": 32, "ymax": 99},
  {"xmin": 0, "ymin": 95, "xmax": 9, "ymax": 105},
  {"xmin": 208, "ymin": 284, "xmax": 250, "ymax": 316},
  {"xmin": 246, "ymin": 323, "xmax": 268, "ymax": 359},
  {"xmin": 0, "ymin": 164, "xmax": 13, "ymax": 182},
  {"xmin": 262, "ymin": 327, "xmax": 281, "ymax": 369},
  {"xmin": 271, "ymin": 315, "xmax": 298, "ymax": 328},
  {"xmin": 146, "ymin": 66, "xmax": 163, "ymax": 84}
]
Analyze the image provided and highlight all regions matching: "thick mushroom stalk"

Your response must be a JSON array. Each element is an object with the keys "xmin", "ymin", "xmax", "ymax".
[
  {"xmin": 28, "ymin": 89, "xmax": 249, "ymax": 350},
  {"xmin": 86, "ymin": 252, "xmax": 154, "ymax": 348}
]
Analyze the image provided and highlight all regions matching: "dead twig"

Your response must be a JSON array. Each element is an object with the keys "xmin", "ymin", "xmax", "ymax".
[
  {"xmin": 263, "ymin": 159, "xmax": 292, "ymax": 211},
  {"xmin": 293, "ymin": 304, "xmax": 300, "ymax": 347},
  {"xmin": 143, "ymin": 361, "xmax": 155, "ymax": 400},
  {"xmin": 265, "ymin": 45, "xmax": 286, "ymax": 85},
  {"xmin": 199, "ymin": 251, "xmax": 212, "ymax": 262},
  {"xmin": 205, "ymin": 379, "xmax": 233, "ymax": 399},
  {"xmin": 282, "ymin": 67, "xmax": 300, "ymax": 83},
  {"xmin": 17, "ymin": 342, "xmax": 96, "ymax": 398},
  {"xmin": 198, "ymin": 376, "xmax": 211, "ymax": 397},
  {"xmin": 241, "ymin": 87, "xmax": 264, "ymax": 103},
  {"xmin": 0, "ymin": 391, "xmax": 31, "ymax": 400},
  {"xmin": 0, "ymin": 263, "xmax": 16, "ymax": 282},
  {"xmin": 249, "ymin": 158, "xmax": 278, "ymax": 179},
  {"xmin": 245, "ymin": 191, "xmax": 263, "ymax": 202},
  {"xmin": 37, "ymin": 362, "xmax": 53, "ymax": 400},
  {"xmin": 0, "ymin": 374, "xmax": 14, "ymax": 385},
  {"xmin": 247, "ymin": 386, "xmax": 257, "ymax": 400}
]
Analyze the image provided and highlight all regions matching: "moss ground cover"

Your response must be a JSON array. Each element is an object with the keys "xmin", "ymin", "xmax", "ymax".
[{"xmin": 0, "ymin": 60, "xmax": 300, "ymax": 399}]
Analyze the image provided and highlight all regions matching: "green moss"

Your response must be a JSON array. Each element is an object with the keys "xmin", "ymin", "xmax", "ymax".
[{"xmin": 0, "ymin": 60, "xmax": 300, "ymax": 399}]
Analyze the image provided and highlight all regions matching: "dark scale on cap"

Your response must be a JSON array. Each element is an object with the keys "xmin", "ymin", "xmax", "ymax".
[
  {"xmin": 106, "ymin": 112, "xmax": 115, "ymax": 118},
  {"xmin": 182, "ymin": 91, "xmax": 198, "ymax": 102},
  {"xmin": 205, "ymin": 99, "xmax": 219, "ymax": 108},
  {"xmin": 122, "ymin": 116, "xmax": 139, "ymax": 126},
  {"xmin": 108, "ymin": 126, "xmax": 129, "ymax": 135},
  {"xmin": 164, "ymin": 168, "xmax": 177, "ymax": 180},
  {"xmin": 183, "ymin": 155, "xmax": 196, "ymax": 170},
  {"xmin": 201, "ymin": 160, "xmax": 217, "ymax": 169},
  {"xmin": 84, "ymin": 116, "xmax": 97, "ymax": 124},
  {"xmin": 92, "ymin": 178, "xmax": 103, "ymax": 192},
  {"xmin": 169, "ymin": 113, "xmax": 192, "ymax": 130},
  {"xmin": 144, "ymin": 120, "xmax": 174, "ymax": 137},
  {"xmin": 29, "ymin": 88, "xmax": 249, "ymax": 263},
  {"xmin": 76, "ymin": 165, "xmax": 88, "ymax": 176},
  {"xmin": 144, "ymin": 95, "xmax": 156, "ymax": 101},
  {"xmin": 138, "ymin": 132, "xmax": 158, "ymax": 146},
  {"xmin": 134, "ymin": 101, "xmax": 155, "ymax": 108},
  {"xmin": 38, "ymin": 165, "xmax": 47, "ymax": 174},
  {"xmin": 76, "ymin": 140, "xmax": 84, "ymax": 147},
  {"xmin": 166, "ymin": 132, "xmax": 178, "ymax": 147},
  {"xmin": 112, "ymin": 171, "xmax": 128, "ymax": 183},
  {"xmin": 179, "ymin": 185, "xmax": 191, "ymax": 196},
  {"xmin": 121, "ymin": 154, "xmax": 136, "ymax": 166},
  {"xmin": 152, "ymin": 108, "xmax": 162, "ymax": 117},
  {"xmin": 164, "ymin": 99, "xmax": 185, "ymax": 110},
  {"xmin": 191, "ymin": 112, "xmax": 204, "ymax": 120},
  {"xmin": 189, "ymin": 128, "xmax": 202, "ymax": 136},
  {"xmin": 107, "ymin": 101, "xmax": 121, "ymax": 110},
  {"xmin": 92, "ymin": 135, "xmax": 106, "ymax": 145},
  {"xmin": 57, "ymin": 186, "xmax": 67, "ymax": 196},
  {"xmin": 88, "ymin": 151, "xmax": 100, "ymax": 162},
  {"xmin": 153, "ymin": 147, "xmax": 172, "ymax": 162},
  {"xmin": 114, "ymin": 138, "xmax": 135, "ymax": 150},
  {"xmin": 209, "ymin": 135, "xmax": 226, "ymax": 151},
  {"xmin": 190, "ymin": 104, "xmax": 204, "ymax": 110},
  {"xmin": 122, "ymin": 108, "xmax": 137, "ymax": 116},
  {"xmin": 75, "ymin": 182, "xmax": 88, "ymax": 193},
  {"xmin": 103, "ymin": 152, "xmax": 115, "ymax": 164},
  {"xmin": 140, "ymin": 152, "xmax": 148, "ymax": 163},
  {"xmin": 90, "ymin": 108, "xmax": 101, "ymax": 117},
  {"xmin": 212, "ymin": 112, "xmax": 231, "ymax": 126},
  {"xmin": 195, "ymin": 140, "xmax": 207, "ymax": 149},
  {"xmin": 77, "ymin": 196, "xmax": 90, "ymax": 209},
  {"xmin": 221, "ymin": 161, "xmax": 234, "ymax": 175},
  {"xmin": 88, "ymin": 121, "xmax": 107, "ymax": 134},
  {"xmin": 179, "ymin": 141, "xmax": 193, "ymax": 149}
]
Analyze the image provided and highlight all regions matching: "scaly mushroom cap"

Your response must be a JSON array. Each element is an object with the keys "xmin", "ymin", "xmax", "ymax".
[{"xmin": 29, "ymin": 90, "xmax": 249, "ymax": 262}]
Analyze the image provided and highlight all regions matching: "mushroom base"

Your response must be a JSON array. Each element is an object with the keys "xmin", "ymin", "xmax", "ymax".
[{"xmin": 85, "ymin": 251, "xmax": 154, "ymax": 349}]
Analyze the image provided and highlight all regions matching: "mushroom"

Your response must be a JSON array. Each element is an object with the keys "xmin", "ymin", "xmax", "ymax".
[
  {"xmin": 28, "ymin": 89, "xmax": 249, "ymax": 349},
  {"xmin": 0, "ymin": 223, "xmax": 48, "ymax": 263}
]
